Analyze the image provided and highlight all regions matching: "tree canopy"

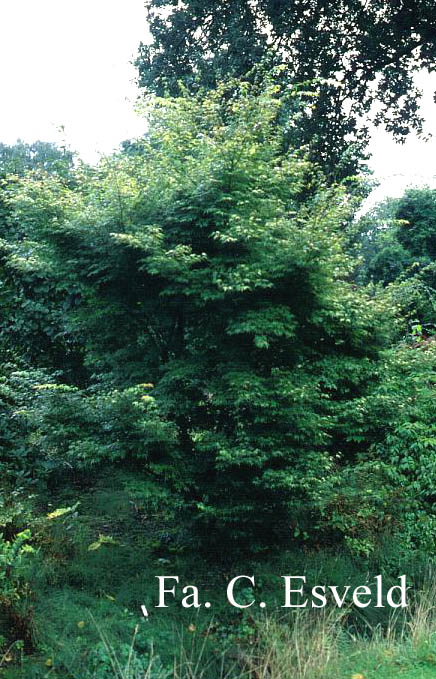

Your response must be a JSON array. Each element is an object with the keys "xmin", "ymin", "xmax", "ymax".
[{"xmin": 135, "ymin": 0, "xmax": 436, "ymax": 179}]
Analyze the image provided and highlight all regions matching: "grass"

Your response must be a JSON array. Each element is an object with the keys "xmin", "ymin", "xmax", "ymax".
[
  {"xmin": 42, "ymin": 580, "xmax": 436, "ymax": 679},
  {"xmin": 68, "ymin": 597, "xmax": 436, "ymax": 679},
  {"xmin": 243, "ymin": 578, "xmax": 436, "ymax": 679}
]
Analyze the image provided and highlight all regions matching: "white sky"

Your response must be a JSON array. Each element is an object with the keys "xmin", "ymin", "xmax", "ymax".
[
  {"xmin": 0, "ymin": 0, "xmax": 435, "ymax": 207},
  {"xmin": 0, "ymin": 0, "xmax": 148, "ymax": 160}
]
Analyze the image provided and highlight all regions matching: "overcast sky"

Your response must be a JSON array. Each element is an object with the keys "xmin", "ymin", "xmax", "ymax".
[
  {"xmin": 1, "ymin": 0, "xmax": 435, "ymax": 208},
  {"xmin": 0, "ymin": 0, "xmax": 148, "ymax": 159}
]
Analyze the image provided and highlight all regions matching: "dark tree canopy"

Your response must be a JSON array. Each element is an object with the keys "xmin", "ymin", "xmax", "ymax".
[
  {"xmin": 135, "ymin": 0, "xmax": 436, "ymax": 179},
  {"xmin": 396, "ymin": 187, "xmax": 436, "ymax": 260},
  {"xmin": 0, "ymin": 141, "xmax": 81, "ymax": 378},
  {"xmin": 357, "ymin": 187, "xmax": 436, "ymax": 286}
]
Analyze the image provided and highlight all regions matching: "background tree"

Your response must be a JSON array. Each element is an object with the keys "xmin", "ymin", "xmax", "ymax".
[
  {"xmin": 396, "ymin": 187, "xmax": 436, "ymax": 261},
  {"xmin": 0, "ymin": 140, "xmax": 74, "ymax": 178},
  {"xmin": 135, "ymin": 0, "xmax": 436, "ymax": 181},
  {"xmin": 355, "ymin": 197, "xmax": 412, "ymax": 286},
  {"xmin": 0, "ymin": 141, "xmax": 83, "ymax": 378},
  {"xmin": 356, "ymin": 188, "xmax": 436, "ymax": 333}
]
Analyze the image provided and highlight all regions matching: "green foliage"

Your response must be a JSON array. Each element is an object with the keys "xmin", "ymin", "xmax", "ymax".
[
  {"xmin": 0, "ymin": 142, "xmax": 84, "ymax": 380},
  {"xmin": 24, "ymin": 383, "xmax": 177, "ymax": 472},
  {"xmin": 0, "ymin": 525, "xmax": 35, "ymax": 653},
  {"xmin": 358, "ymin": 188, "xmax": 436, "ymax": 285},
  {"xmin": 397, "ymin": 188, "xmax": 436, "ymax": 260},
  {"xmin": 0, "ymin": 141, "xmax": 74, "ymax": 178},
  {"xmin": 321, "ymin": 340, "xmax": 436, "ymax": 557},
  {"xmin": 368, "ymin": 342, "xmax": 436, "ymax": 555},
  {"xmin": 361, "ymin": 231, "xmax": 412, "ymax": 287},
  {"xmin": 0, "ymin": 530, "xmax": 33, "ymax": 603},
  {"xmin": 0, "ymin": 365, "xmax": 60, "ymax": 485},
  {"xmin": 356, "ymin": 188, "xmax": 436, "ymax": 344}
]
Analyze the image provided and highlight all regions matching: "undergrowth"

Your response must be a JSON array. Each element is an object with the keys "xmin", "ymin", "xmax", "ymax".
[{"xmin": 2, "ymin": 469, "xmax": 436, "ymax": 678}]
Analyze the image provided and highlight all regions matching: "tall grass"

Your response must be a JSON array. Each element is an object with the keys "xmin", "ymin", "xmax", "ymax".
[{"xmin": 248, "ymin": 608, "xmax": 347, "ymax": 679}]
